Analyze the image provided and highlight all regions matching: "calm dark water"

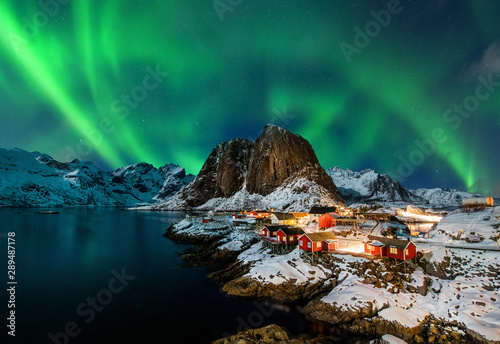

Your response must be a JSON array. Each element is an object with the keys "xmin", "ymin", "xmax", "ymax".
[{"xmin": 0, "ymin": 208, "xmax": 361, "ymax": 344}]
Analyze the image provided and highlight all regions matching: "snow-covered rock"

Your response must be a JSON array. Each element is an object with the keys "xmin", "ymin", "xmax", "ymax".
[
  {"xmin": 0, "ymin": 148, "xmax": 193, "ymax": 207},
  {"xmin": 326, "ymin": 167, "xmax": 420, "ymax": 203},
  {"xmin": 410, "ymin": 188, "xmax": 482, "ymax": 208},
  {"xmin": 156, "ymin": 174, "xmax": 340, "ymax": 212},
  {"xmin": 155, "ymin": 125, "xmax": 344, "ymax": 211}
]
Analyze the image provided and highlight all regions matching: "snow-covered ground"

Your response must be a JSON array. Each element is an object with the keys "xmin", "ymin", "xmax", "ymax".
[
  {"xmin": 158, "ymin": 176, "xmax": 341, "ymax": 212},
  {"xmin": 399, "ymin": 211, "xmax": 444, "ymax": 223},
  {"xmin": 225, "ymin": 208, "xmax": 500, "ymax": 342},
  {"xmin": 424, "ymin": 208, "xmax": 500, "ymax": 248},
  {"xmin": 239, "ymin": 243, "xmax": 330, "ymax": 285},
  {"xmin": 315, "ymin": 209, "xmax": 500, "ymax": 341}
]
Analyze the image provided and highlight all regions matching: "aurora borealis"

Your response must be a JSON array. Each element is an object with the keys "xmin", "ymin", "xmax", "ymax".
[{"xmin": 1, "ymin": 1, "xmax": 499, "ymax": 196}]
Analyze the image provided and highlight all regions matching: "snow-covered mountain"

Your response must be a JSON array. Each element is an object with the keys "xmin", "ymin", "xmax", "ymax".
[
  {"xmin": 410, "ymin": 188, "xmax": 481, "ymax": 208},
  {"xmin": 325, "ymin": 167, "xmax": 490, "ymax": 208},
  {"xmin": 0, "ymin": 148, "xmax": 194, "ymax": 207},
  {"xmin": 155, "ymin": 125, "xmax": 344, "ymax": 212},
  {"xmin": 326, "ymin": 167, "xmax": 420, "ymax": 203},
  {"xmin": 161, "ymin": 169, "xmax": 341, "ymax": 212}
]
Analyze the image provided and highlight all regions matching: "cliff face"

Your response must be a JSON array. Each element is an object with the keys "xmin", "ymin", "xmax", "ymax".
[
  {"xmin": 246, "ymin": 125, "xmax": 340, "ymax": 197},
  {"xmin": 159, "ymin": 124, "xmax": 343, "ymax": 210},
  {"xmin": 176, "ymin": 138, "xmax": 254, "ymax": 207}
]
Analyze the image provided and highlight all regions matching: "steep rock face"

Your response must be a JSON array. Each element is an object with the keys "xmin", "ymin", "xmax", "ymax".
[
  {"xmin": 170, "ymin": 138, "xmax": 254, "ymax": 208},
  {"xmin": 160, "ymin": 125, "xmax": 343, "ymax": 210},
  {"xmin": 326, "ymin": 167, "xmax": 420, "ymax": 203},
  {"xmin": 247, "ymin": 125, "xmax": 340, "ymax": 197}
]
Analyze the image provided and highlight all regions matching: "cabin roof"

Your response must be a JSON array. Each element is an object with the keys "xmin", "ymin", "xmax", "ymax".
[
  {"xmin": 290, "ymin": 212, "xmax": 309, "ymax": 217},
  {"xmin": 321, "ymin": 212, "xmax": 341, "ymax": 218},
  {"xmin": 271, "ymin": 212, "xmax": 296, "ymax": 220},
  {"xmin": 367, "ymin": 235, "xmax": 413, "ymax": 250},
  {"xmin": 309, "ymin": 206, "xmax": 337, "ymax": 215},
  {"xmin": 277, "ymin": 227, "xmax": 305, "ymax": 236},
  {"xmin": 263, "ymin": 225, "xmax": 298, "ymax": 232},
  {"xmin": 302, "ymin": 232, "xmax": 338, "ymax": 242}
]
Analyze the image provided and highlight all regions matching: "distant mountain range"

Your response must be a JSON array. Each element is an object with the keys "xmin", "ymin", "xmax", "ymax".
[
  {"xmin": 0, "ymin": 125, "xmax": 490, "ymax": 209},
  {"xmin": 0, "ymin": 148, "xmax": 193, "ymax": 207},
  {"xmin": 326, "ymin": 167, "xmax": 482, "ymax": 207}
]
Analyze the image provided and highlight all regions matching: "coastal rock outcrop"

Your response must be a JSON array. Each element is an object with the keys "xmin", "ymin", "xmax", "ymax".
[
  {"xmin": 211, "ymin": 324, "xmax": 338, "ymax": 344},
  {"xmin": 222, "ymin": 276, "xmax": 333, "ymax": 303}
]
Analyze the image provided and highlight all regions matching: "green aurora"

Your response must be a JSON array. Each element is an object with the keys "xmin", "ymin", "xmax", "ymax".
[{"xmin": 0, "ymin": 1, "xmax": 499, "ymax": 196}]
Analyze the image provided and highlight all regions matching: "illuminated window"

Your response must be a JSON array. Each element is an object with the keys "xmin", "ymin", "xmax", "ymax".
[
  {"xmin": 283, "ymin": 237, "xmax": 286, "ymax": 242},
  {"xmin": 405, "ymin": 249, "xmax": 409, "ymax": 255},
  {"xmin": 308, "ymin": 242, "xmax": 311, "ymax": 248},
  {"xmin": 317, "ymin": 242, "xmax": 321, "ymax": 248},
  {"xmin": 390, "ymin": 247, "xmax": 397, "ymax": 254}
]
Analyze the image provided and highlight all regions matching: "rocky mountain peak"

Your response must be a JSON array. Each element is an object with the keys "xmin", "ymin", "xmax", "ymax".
[
  {"xmin": 326, "ymin": 167, "xmax": 419, "ymax": 203},
  {"xmin": 246, "ymin": 125, "xmax": 341, "ymax": 198},
  {"xmin": 159, "ymin": 125, "xmax": 343, "ymax": 210}
]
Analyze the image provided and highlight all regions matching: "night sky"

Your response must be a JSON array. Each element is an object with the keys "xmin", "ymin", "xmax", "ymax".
[{"xmin": 1, "ymin": 1, "xmax": 499, "ymax": 196}]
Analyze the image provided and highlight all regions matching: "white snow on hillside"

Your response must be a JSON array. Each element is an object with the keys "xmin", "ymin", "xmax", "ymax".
[
  {"xmin": 410, "ymin": 188, "xmax": 480, "ymax": 208},
  {"xmin": 0, "ymin": 148, "xmax": 192, "ymax": 207},
  {"xmin": 317, "ymin": 250, "xmax": 499, "ymax": 341},
  {"xmin": 239, "ymin": 243, "xmax": 330, "ymax": 284},
  {"xmin": 426, "ymin": 209, "xmax": 500, "ymax": 248},
  {"xmin": 325, "ymin": 167, "xmax": 417, "ymax": 203},
  {"xmin": 156, "ymin": 176, "xmax": 340, "ymax": 212}
]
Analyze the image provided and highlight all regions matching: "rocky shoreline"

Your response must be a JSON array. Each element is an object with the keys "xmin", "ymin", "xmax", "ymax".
[{"xmin": 164, "ymin": 220, "xmax": 500, "ymax": 344}]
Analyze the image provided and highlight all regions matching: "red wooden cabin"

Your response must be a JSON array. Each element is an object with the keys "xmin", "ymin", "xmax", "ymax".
[
  {"xmin": 276, "ymin": 227, "xmax": 304, "ymax": 245},
  {"xmin": 363, "ymin": 240, "xmax": 385, "ymax": 257},
  {"xmin": 323, "ymin": 239, "xmax": 339, "ymax": 252},
  {"xmin": 364, "ymin": 235, "xmax": 417, "ymax": 260},
  {"xmin": 299, "ymin": 232, "xmax": 338, "ymax": 252},
  {"xmin": 318, "ymin": 212, "xmax": 340, "ymax": 228},
  {"xmin": 260, "ymin": 225, "xmax": 284, "ymax": 243}
]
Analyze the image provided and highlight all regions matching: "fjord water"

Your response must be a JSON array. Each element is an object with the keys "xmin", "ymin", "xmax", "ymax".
[{"xmin": 0, "ymin": 208, "xmax": 358, "ymax": 344}]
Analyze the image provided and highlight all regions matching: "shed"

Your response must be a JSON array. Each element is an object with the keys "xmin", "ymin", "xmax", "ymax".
[
  {"xmin": 363, "ymin": 239, "xmax": 385, "ymax": 257},
  {"xmin": 318, "ymin": 212, "xmax": 341, "ymax": 228}
]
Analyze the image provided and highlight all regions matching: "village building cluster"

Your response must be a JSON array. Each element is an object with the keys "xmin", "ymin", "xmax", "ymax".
[{"xmin": 231, "ymin": 206, "xmax": 419, "ymax": 262}]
